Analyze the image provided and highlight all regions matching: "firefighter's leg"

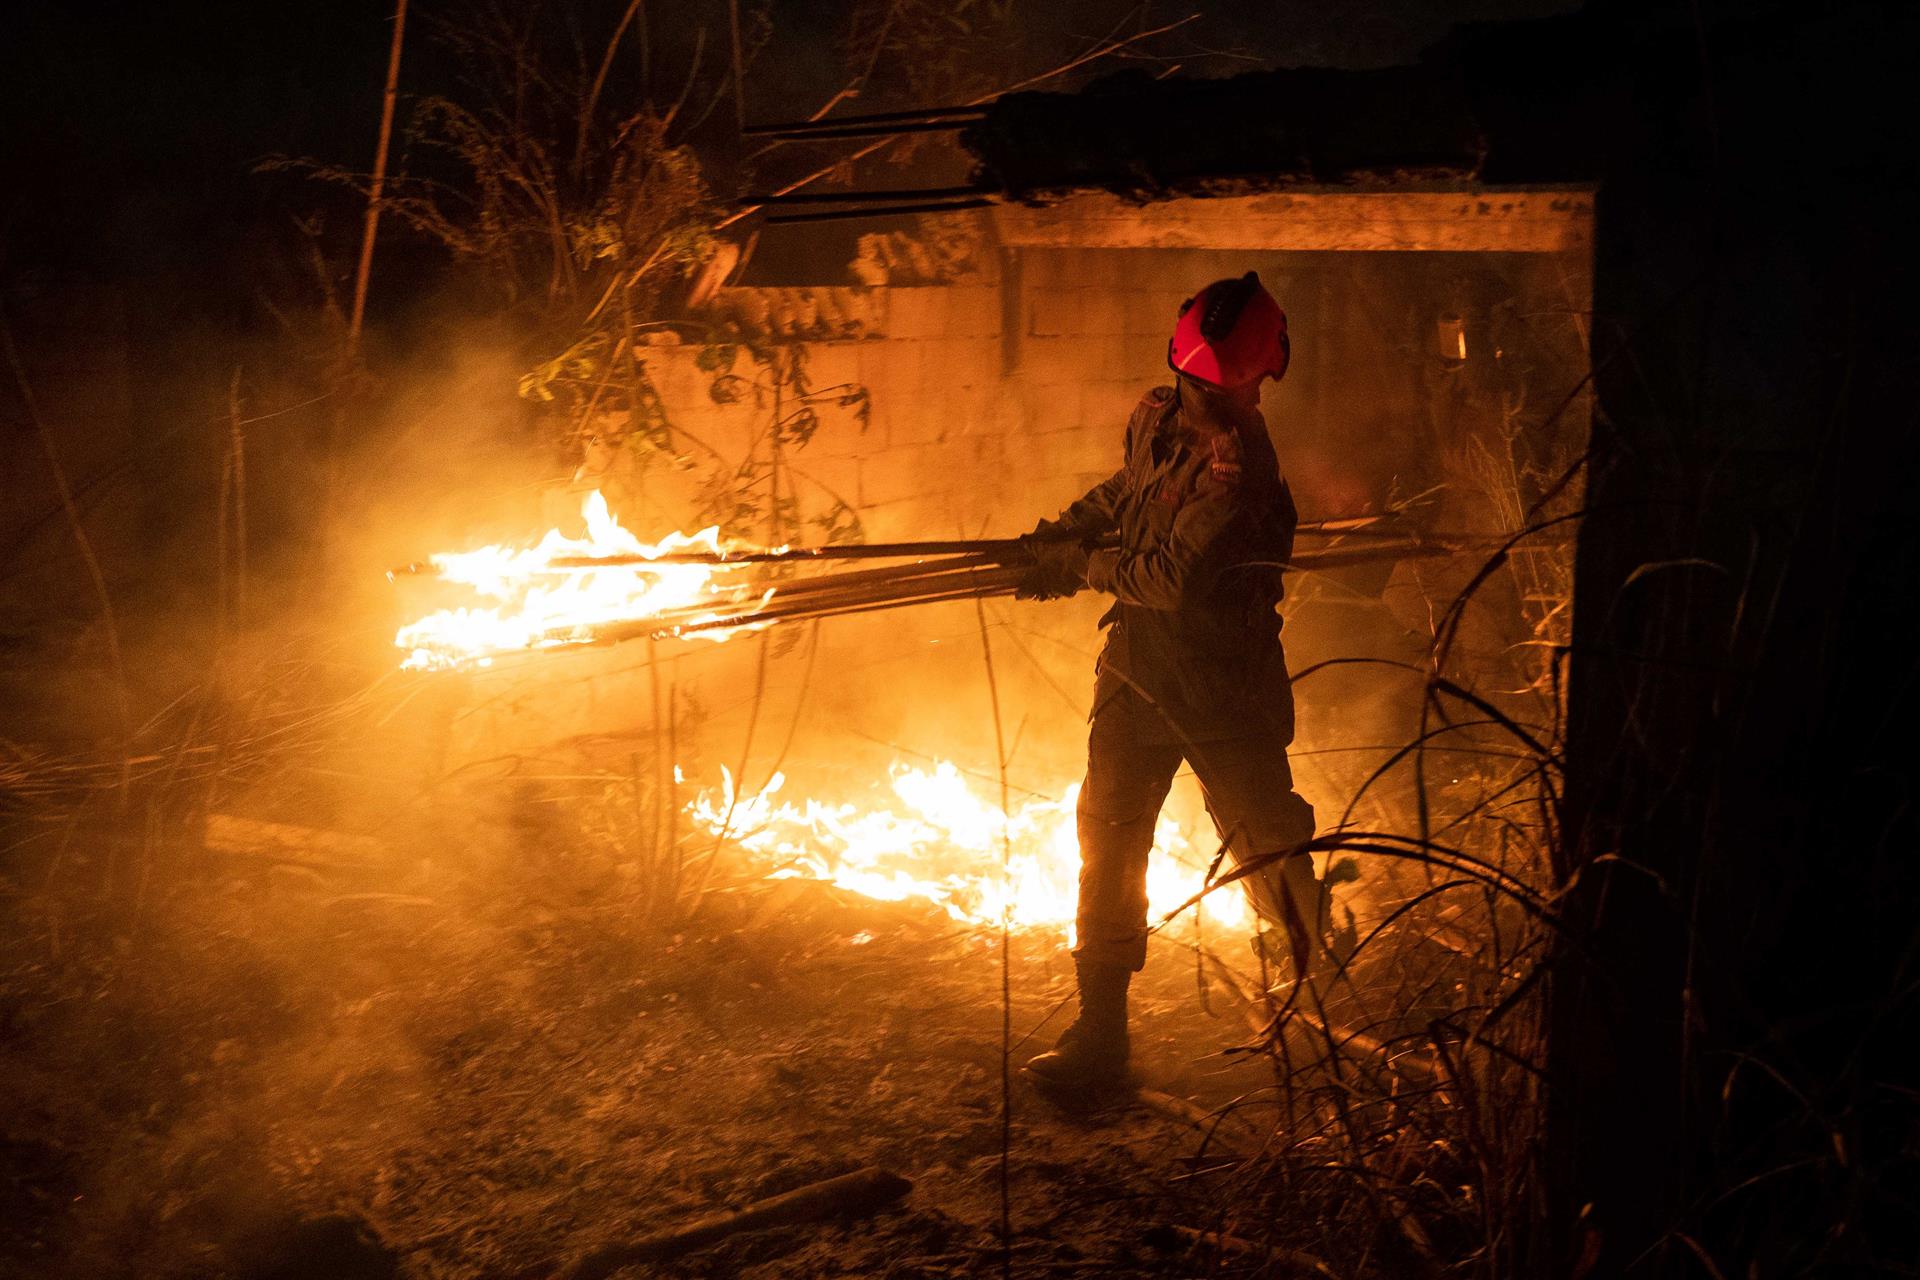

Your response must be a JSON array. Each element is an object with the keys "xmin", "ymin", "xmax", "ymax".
[
  {"xmin": 1188, "ymin": 736, "xmax": 1322, "ymax": 981},
  {"xmin": 1071, "ymin": 692, "xmax": 1183, "ymax": 973},
  {"xmin": 1027, "ymin": 690, "xmax": 1182, "ymax": 1095}
]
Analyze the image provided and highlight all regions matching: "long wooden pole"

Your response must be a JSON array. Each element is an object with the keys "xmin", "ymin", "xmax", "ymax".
[
  {"xmin": 347, "ymin": 0, "xmax": 409, "ymax": 354},
  {"xmin": 727, "ymin": 0, "xmax": 747, "ymax": 134},
  {"xmin": 555, "ymin": 1166, "xmax": 911, "ymax": 1279}
]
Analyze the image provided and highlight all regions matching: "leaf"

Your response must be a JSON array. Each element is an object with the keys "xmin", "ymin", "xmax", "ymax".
[
  {"xmin": 1621, "ymin": 557, "xmax": 1727, "ymax": 589},
  {"xmin": 779, "ymin": 407, "xmax": 821, "ymax": 447}
]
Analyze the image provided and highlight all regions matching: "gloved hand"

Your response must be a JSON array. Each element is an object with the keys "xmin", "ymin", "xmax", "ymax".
[{"xmin": 1013, "ymin": 536, "xmax": 1092, "ymax": 601}]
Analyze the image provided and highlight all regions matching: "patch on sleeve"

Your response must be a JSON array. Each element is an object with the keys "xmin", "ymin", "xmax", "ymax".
[{"xmin": 1206, "ymin": 434, "xmax": 1244, "ymax": 486}]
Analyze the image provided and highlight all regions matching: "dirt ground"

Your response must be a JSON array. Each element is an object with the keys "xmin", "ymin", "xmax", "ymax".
[{"xmin": 1, "ymin": 849, "xmax": 1323, "ymax": 1279}]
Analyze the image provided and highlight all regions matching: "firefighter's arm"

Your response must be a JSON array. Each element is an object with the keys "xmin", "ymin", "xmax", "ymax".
[
  {"xmin": 1010, "ymin": 470, "xmax": 1123, "ymax": 599},
  {"xmin": 1085, "ymin": 469, "xmax": 1246, "ymax": 610},
  {"xmin": 1028, "ymin": 468, "xmax": 1127, "ymax": 543}
]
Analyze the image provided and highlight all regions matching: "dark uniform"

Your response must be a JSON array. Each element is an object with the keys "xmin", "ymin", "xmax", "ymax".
[{"xmin": 1033, "ymin": 381, "xmax": 1318, "ymax": 972}]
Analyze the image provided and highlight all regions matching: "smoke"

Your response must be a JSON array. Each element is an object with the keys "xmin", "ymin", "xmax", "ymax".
[{"xmin": 1, "ymin": 200, "xmax": 1587, "ymax": 1272}]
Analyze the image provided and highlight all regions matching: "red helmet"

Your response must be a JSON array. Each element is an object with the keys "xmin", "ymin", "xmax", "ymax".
[{"xmin": 1167, "ymin": 272, "xmax": 1290, "ymax": 389}]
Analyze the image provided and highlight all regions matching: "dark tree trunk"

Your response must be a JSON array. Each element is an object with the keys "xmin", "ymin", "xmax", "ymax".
[{"xmin": 1546, "ymin": 3, "xmax": 1920, "ymax": 1274}]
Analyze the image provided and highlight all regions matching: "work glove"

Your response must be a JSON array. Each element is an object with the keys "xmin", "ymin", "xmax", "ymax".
[{"xmin": 1013, "ymin": 535, "xmax": 1093, "ymax": 601}]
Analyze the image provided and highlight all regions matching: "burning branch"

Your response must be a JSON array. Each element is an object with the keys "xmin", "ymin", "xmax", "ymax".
[{"xmin": 392, "ymin": 492, "xmax": 1457, "ymax": 670}]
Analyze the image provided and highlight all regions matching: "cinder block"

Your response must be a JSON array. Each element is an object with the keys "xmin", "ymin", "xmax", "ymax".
[
  {"xmin": 911, "ymin": 336, "xmax": 1000, "ymax": 394},
  {"xmin": 795, "ymin": 457, "xmax": 863, "ymax": 516},
  {"xmin": 1024, "ymin": 251, "xmax": 1070, "ymax": 288},
  {"xmin": 802, "ymin": 342, "xmax": 862, "ymax": 391},
  {"xmin": 799, "ymin": 396, "xmax": 873, "ymax": 462},
  {"xmin": 858, "ymin": 443, "xmax": 940, "ymax": 508},
  {"xmin": 1124, "ymin": 289, "xmax": 1185, "ymax": 334},
  {"xmin": 1027, "ymin": 288, "xmax": 1080, "ymax": 338},
  {"xmin": 1020, "ymin": 335, "xmax": 1092, "ymax": 387},
  {"xmin": 1059, "ymin": 249, "xmax": 1125, "ymax": 288},
  {"xmin": 983, "ymin": 393, "xmax": 1028, "ymax": 435},
  {"xmin": 885, "ymin": 288, "xmax": 948, "ymax": 339},
  {"xmin": 1083, "ymin": 381, "xmax": 1144, "ymax": 430},
  {"xmin": 856, "ymin": 340, "xmax": 904, "ymax": 400},
  {"xmin": 888, "ymin": 396, "xmax": 954, "ymax": 447},
  {"xmin": 1042, "ymin": 426, "xmax": 1124, "ymax": 476},
  {"xmin": 1082, "ymin": 289, "xmax": 1131, "ymax": 336},
  {"xmin": 961, "ymin": 433, "xmax": 1011, "ymax": 470},
  {"xmin": 941, "ymin": 286, "xmax": 1000, "ymax": 338},
  {"xmin": 1015, "ymin": 378, "xmax": 1082, "ymax": 435},
  {"xmin": 856, "ymin": 502, "xmax": 941, "ymax": 542},
  {"xmin": 1104, "ymin": 335, "xmax": 1164, "ymax": 383}
]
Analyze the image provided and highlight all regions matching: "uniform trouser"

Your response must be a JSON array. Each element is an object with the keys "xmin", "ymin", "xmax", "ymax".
[{"xmin": 1073, "ymin": 682, "xmax": 1318, "ymax": 973}]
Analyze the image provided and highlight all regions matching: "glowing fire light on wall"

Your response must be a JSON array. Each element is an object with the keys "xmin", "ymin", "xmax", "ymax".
[
  {"xmin": 689, "ymin": 761, "xmax": 1249, "ymax": 934},
  {"xmin": 396, "ymin": 492, "xmax": 763, "ymax": 670}
]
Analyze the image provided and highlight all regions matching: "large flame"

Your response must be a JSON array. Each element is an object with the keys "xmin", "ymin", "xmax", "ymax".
[
  {"xmin": 398, "ymin": 497, "xmax": 1252, "ymax": 937},
  {"xmin": 689, "ymin": 761, "xmax": 1249, "ymax": 934},
  {"xmin": 397, "ymin": 492, "xmax": 764, "ymax": 670}
]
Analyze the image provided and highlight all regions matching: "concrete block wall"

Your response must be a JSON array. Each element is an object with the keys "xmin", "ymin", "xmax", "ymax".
[
  {"xmin": 459, "ymin": 247, "xmax": 1304, "ymax": 794},
  {"xmin": 440, "ymin": 238, "xmax": 1592, "ymax": 847},
  {"xmin": 609, "ymin": 250, "xmax": 1258, "ymax": 729},
  {"xmin": 632, "ymin": 252, "xmax": 1281, "ymax": 549}
]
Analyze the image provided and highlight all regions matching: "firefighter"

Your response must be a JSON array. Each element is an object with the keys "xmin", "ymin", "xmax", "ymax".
[{"xmin": 1014, "ymin": 272, "xmax": 1321, "ymax": 1095}]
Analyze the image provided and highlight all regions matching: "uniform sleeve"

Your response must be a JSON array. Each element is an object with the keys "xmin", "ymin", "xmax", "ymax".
[
  {"xmin": 1030, "ymin": 469, "xmax": 1126, "ymax": 541},
  {"xmin": 1085, "ymin": 450, "xmax": 1250, "ymax": 610},
  {"xmin": 1029, "ymin": 388, "xmax": 1159, "ymax": 542}
]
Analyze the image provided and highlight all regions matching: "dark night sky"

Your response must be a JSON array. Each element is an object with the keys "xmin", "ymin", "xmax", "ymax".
[
  {"xmin": 1, "ymin": 0, "xmax": 1587, "ymax": 284},
  {"xmin": 2, "ymin": 1, "xmax": 388, "ymax": 276}
]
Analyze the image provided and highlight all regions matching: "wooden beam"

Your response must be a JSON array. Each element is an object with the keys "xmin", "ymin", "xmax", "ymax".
[{"xmin": 991, "ymin": 188, "xmax": 1594, "ymax": 254}]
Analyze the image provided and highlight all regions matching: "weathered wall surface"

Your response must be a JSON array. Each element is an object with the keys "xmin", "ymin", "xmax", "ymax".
[
  {"xmin": 450, "ymin": 248, "xmax": 1282, "ymax": 798},
  {"xmin": 440, "ymin": 237, "xmax": 1589, "ymax": 826}
]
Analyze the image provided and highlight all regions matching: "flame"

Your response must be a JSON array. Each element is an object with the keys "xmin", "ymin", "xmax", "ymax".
[
  {"xmin": 398, "ymin": 498, "xmax": 1252, "ymax": 937},
  {"xmin": 689, "ymin": 761, "xmax": 1249, "ymax": 934},
  {"xmin": 397, "ymin": 492, "xmax": 765, "ymax": 670}
]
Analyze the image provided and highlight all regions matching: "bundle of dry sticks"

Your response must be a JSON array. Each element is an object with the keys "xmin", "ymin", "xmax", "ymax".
[{"xmin": 536, "ymin": 519, "xmax": 1453, "ymax": 645}]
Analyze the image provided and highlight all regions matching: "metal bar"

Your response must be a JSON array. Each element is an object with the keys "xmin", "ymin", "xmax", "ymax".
[
  {"xmin": 609, "ymin": 543, "xmax": 1445, "ymax": 640},
  {"xmin": 752, "ymin": 119, "xmax": 978, "ymax": 142},
  {"xmin": 393, "ymin": 519, "xmax": 1452, "ymax": 579},
  {"xmin": 547, "ymin": 539, "xmax": 1026, "ymax": 569},
  {"xmin": 735, "ymin": 184, "xmax": 993, "ymax": 207},
  {"xmin": 735, "ymin": 557, "xmax": 1006, "ymax": 599},
  {"xmin": 669, "ymin": 583, "xmax": 1021, "ymax": 635},
  {"xmin": 480, "ymin": 541, "xmax": 1456, "ymax": 661},
  {"xmin": 664, "ymin": 575, "xmax": 1025, "ymax": 636},
  {"xmin": 582, "ymin": 566, "xmax": 1025, "ymax": 644},
  {"xmin": 660, "ymin": 563, "xmax": 1019, "ymax": 623},
  {"xmin": 742, "ymin": 106, "xmax": 985, "ymax": 137},
  {"xmin": 765, "ymin": 198, "xmax": 997, "ymax": 226},
  {"xmin": 1289, "ymin": 544, "xmax": 1452, "ymax": 570}
]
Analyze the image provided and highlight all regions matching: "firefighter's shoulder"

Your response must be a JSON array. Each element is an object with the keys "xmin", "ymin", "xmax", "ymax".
[
  {"xmin": 1126, "ymin": 384, "xmax": 1176, "ymax": 429},
  {"xmin": 1123, "ymin": 385, "xmax": 1176, "ymax": 450},
  {"xmin": 1203, "ymin": 431, "xmax": 1245, "ymax": 488}
]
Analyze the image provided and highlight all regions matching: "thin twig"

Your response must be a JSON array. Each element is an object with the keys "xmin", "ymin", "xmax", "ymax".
[
  {"xmin": 973, "ymin": 593, "xmax": 1015, "ymax": 1277},
  {"xmin": 348, "ymin": 0, "xmax": 410, "ymax": 353}
]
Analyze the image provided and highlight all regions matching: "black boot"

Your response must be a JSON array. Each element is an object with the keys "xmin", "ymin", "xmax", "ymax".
[{"xmin": 1024, "ymin": 957, "xmax": 1132, "ymax": 1094}]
